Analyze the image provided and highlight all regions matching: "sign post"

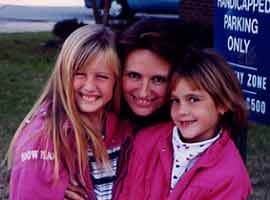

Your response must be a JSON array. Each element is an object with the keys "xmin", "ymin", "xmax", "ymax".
[{"xmin": 214, "ymin": 0, "xmax": 270, "ymax": 160}]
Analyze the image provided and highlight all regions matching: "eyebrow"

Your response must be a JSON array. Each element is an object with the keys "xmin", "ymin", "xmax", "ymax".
[
  {"xmin": 123, "ymin": 70, "xmax": 140, "ymax": 74},
  {"xmin": 171, "ymin": 89, "xmax": 205, "ymax": 96},
  {"xmin": 96, "ymin": 71, "xmax": 114, "ymax": 75}
]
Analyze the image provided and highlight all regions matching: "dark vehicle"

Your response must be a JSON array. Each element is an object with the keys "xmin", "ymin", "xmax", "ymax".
[
  {"xmin": 84, "ymin": 0, "xmax": 180, "ymax": 20},
  {"xmin": 84, "ymin": 0, "xmax": 102, "ymax": 9},
  {"xmin": 127, "ymin": 0, "xmax": 179, "ymax": 14}
]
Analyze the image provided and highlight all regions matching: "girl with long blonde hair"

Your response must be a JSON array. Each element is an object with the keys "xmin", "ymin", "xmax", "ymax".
[{"xmin": 8, "ymin": 24, "xmax": 129, "ymax": 200}]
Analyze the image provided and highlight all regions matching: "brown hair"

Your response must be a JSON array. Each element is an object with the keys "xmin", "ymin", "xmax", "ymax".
[
  {"xmin": 171, "ymin": 48, "xmax": 248, "ymax": 134},
  {"xmin": 117, "ymin": 18, "xmax": 189, "ymax": 71}
]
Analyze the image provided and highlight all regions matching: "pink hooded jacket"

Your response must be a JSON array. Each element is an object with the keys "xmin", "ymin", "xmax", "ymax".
[
  {"xmin": 9, "ymin": 104, "xmax": 131, "ymax": 200},
  {"xmin": 115, "ymin": 121, "xmax": 252, "ymax": 200}
]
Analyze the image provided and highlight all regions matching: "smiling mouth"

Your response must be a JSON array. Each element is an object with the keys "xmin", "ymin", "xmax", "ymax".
[
  {"xmin": 180, "ymin": 120, "xmax": 196, "ymax": 128},
  {"xmin": 81, "ymin": 93, "xmax": 100, "ymax": 103},
  {"xmin": 131, "ymin": 95, "xmax": 153, "ymax": 107}
]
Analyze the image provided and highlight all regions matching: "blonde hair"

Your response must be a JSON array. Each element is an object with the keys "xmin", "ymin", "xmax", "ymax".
[
  {"xmin": 8, "ymin": 24, "xmax": 120, "ymax": 185},
  {"xmin": 171, "ymin": 48, "xmax": 248, "ymax": 135}
]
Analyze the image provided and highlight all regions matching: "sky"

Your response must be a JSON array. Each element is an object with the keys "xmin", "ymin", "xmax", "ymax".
[{"xmin": 0, "ymin": 0, "xmax": 84, "ymax": 7}]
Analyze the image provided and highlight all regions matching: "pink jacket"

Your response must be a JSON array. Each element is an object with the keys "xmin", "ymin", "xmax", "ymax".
[
  {"xmin": 9, "ymin": 104, "xmax": 131, "ymax": 200},
  {"xmin": 115, "ymin": 122, "xmax": 252, "ymax": 200}
]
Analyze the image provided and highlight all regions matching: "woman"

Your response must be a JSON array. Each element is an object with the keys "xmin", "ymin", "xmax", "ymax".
[
  {"xmin": 112, "ymin": 18, "xmax": 192, "ymax": 199},
  {"xmin": 118, "ymin": 18, "xmax": 188, "ymax": 131}
]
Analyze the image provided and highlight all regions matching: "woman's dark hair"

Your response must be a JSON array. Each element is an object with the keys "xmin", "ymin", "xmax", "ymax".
[
  {"xmin": 117, "ymin": 18, "xmax": 187, "ymax": 69},
  {"xmin": 117, "ymin": 17, "xmax": 213, "ymax": 69}
]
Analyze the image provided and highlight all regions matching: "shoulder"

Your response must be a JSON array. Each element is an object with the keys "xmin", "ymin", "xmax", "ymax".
[
  {"xmin": 11, "ymin": 103, "xmax": 55, "ymax": 169},
  {"xmin": 14, "ymin": 104, "xmax": 49, "ymax": 151},
  {"xmin": 219, "ymin": 133, "xmax": 251, "ymax": 182},
  {"xmin": 197, "ymin": 130, "xmax": 251, "ymax": 188},
  {"xmin": 10, "ymin": 104, "xmax": 69, "ymax": 199},
  {"xmin": 215, "ymin": 131, "xmax": 248, "ymax": 171},
  {"xmin": 132, "ymin": 121, "xmax": 173, "ymax": 153},
  {"xmin": 186, "ymin": 131, "xmax": 252, "ymax": 198}
]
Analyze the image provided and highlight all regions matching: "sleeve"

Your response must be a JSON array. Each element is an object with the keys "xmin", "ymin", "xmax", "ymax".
[
  {"xmin": 9, "ymin": 154, "xmax": 69, "ymax": 200},
  {"xmin": 9, "ymin": 113, "xmax": 69, "ymax": 200}
]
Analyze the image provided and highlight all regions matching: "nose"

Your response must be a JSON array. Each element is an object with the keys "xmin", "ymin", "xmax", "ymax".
[
  {"xmin": 138, "ymin": 79, "xmax": 151, "ymax": 98},
  {"xmin": 173, "ymin": 103, "xmax": 189, "ymax": 116},
  {"xmin": 84, "ymin": 75, "xmax": 96, "ymax": 91}
]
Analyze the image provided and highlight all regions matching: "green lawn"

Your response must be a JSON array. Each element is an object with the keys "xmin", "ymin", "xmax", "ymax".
[
  {"xmin": 0, "ymin": 32, "xmax": 269, "ymax": 199},
  {"xmin": 0, "ymin": 33, "xmax": 58, "ymax": 159}
]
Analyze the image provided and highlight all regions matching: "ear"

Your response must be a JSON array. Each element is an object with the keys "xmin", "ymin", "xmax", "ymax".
[{"xmin": 217, "ymin": 106, "xmax": 228, "ymax": 116}]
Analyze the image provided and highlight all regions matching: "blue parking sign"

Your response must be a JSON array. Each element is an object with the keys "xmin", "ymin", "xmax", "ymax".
[{"xmin": 214, "ymin": 0, "xmax": 270, "ymax": 124}]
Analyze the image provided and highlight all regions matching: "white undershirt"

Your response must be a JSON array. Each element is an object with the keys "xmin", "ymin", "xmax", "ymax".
[{"xmin": 170, "ymin": 126, "xmax": 221, "ymax": 190}]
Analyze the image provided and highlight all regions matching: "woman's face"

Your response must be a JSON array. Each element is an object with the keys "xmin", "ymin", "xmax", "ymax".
[{"xmin": 122, "ymin": 49, "xmax": 172, "ymax": 117}]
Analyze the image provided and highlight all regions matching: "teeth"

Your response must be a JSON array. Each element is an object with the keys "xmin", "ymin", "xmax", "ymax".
[
  {"xmin": 181, "ymin": 121, "xmax": 194, "ymax": 127},
  {"xmin": 136, "ymin": 99, "xmax": 151, "ymax": 106},
  {"xmin": 82, "ymin": 95, "xmax": 97, "ymax": 102}
]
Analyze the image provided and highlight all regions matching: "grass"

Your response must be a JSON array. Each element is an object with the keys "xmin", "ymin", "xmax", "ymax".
[
  {"xmin": 0, "ymin": 32, "xmax": 58, "ymax": 199},
  {"xmin": 0, "ymin": 32, "xmax": 269, "ymax": 199},
  {"xmin": 247, "ymin": 123, "xmax": 270, "ymax": 199},
  {"xmin": 0, "ymin": 33, "xmax": 58, "ymax": 160}
]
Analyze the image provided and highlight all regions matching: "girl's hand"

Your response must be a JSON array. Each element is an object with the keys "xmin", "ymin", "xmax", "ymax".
[{"xmin": 64, "ymin": 180, "xmax": 88, "ymax": 200}]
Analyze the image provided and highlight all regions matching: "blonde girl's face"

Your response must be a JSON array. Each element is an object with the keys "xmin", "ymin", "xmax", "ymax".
[
  {"xmin": 170, "ymin": 78, "xmax": 226, "ymax": 143},
  {"xmin": 73, "ymin": 53, "xmax": 116, "ymax": 117}
]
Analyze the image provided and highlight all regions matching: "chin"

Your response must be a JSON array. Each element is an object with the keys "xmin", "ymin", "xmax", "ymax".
[{"xmin": 133, "ymin": 110, "xmax": 153, "ymax": 117}]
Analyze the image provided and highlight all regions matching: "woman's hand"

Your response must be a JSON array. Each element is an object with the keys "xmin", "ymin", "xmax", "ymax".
[{"xmin": 64, "ymin": 179, "xmax": 88, "ymax": 200}]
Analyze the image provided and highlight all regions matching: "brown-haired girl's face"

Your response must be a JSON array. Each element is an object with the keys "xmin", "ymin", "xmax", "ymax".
[
  {"xmin": 73, "ymin": 53, "xmax": 116, "ymax": 117},
  {"xmin": 170, "ymin": 78, "xmax": 226, "ymax": 143},
  {"xmin": 122, "ymin": 49, "xmax": 172, "ymax": 116}
]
